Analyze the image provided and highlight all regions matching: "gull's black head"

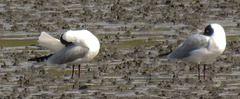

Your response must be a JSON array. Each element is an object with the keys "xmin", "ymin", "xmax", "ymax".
[
  {"xmin": 60, "ymin": 34, "xmax": 73, "ymax": 46},
  {"xmin": 203, "ymin": 25, "xmax": 214, "ymax": 36}
]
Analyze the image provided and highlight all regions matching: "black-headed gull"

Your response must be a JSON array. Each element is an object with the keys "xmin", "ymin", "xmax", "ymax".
[
  {"xmin": 29, "ymin": 30, "xmax": 100, "ymax": 78},
  {"xmin": 160, "ymin": 23, "xmax": 226, "ymax": 79}
]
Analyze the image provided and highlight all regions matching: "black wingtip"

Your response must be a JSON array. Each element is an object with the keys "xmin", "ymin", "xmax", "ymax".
[
  {"xmin": 28, "ymin": 54, "xmax": 53, "ymax": 62},
  {"xmin": 158, "ymin": 52, "xmax": 171, "ymax": 57}
]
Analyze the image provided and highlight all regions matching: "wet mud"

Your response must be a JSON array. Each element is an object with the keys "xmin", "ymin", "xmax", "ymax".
[{"xmin": 0, "ymin": 0, "xmax": 240, "ymax": 98}]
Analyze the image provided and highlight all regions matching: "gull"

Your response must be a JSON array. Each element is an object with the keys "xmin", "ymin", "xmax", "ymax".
[
  {"xmin": 29, "ymin": 30, "xmax": 100, "ymax": 78},
  {"xmin": 160, "ymin": 23, "xmax": 226, "ymax": 79}
]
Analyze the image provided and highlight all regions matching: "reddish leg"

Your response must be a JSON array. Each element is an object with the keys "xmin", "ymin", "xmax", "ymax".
[
  {"xmin": 71, "ymin": 65, "xmax": 75, "ymax": 79},
  {"xmin": 78, "ymin": 65, "xmax": 81, "ymax": 78},
  {"xmin": 203, "ymin": 64, "xmax": 206, "ymax": 80},
  {"xmin": 198, "ymin": 64, "xmax": 200, "ymax": 80}
]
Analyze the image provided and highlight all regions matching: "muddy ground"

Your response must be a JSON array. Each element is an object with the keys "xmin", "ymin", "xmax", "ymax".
[{"xmin": 0, "ymin": 0, "xmax": 240, "ymax": 98}]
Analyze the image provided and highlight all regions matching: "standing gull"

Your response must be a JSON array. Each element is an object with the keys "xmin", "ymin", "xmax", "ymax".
[
  {"xmin": 160, "ymin": 23, "xmax": 226, "ymax": 79},
  {"xmin": 29, "ymin": 30, "xmax": 100, "ymax": 78}
]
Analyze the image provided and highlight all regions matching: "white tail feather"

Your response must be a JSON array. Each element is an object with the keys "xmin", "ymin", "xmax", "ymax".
[{"xmin": 38, "ymin": 32, "xmax": 64, "ymax": 52}]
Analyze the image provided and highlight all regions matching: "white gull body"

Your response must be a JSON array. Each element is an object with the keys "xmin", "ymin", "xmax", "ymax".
[
  {"xmin": 166, "ymin": 23, "xmax": 226, "ymax": 79},
  {"xmin": 38, "ymin": 30, "xmax": 100, "ymax": 78}
]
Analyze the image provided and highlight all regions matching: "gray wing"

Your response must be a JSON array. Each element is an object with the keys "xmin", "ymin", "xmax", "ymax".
[
  {"xmin": 48, "ymin": 44, "xmax": 89, "ymax": 64},
  {"xmin": 168, "ymin": 34, "xmax": 209, "ymax": 59}
]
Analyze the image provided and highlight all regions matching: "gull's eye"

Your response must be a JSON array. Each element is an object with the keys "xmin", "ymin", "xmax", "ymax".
[{"xmin": 203, "ymin": 25, "xmax": 213, "ymax": 36}]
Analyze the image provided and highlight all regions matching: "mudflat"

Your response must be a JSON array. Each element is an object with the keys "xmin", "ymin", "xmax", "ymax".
[{"xmin": 0, "ymin": 0, "xmax": 240, "ymax": 98}]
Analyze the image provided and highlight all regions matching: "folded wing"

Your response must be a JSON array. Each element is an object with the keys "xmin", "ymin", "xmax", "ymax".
[
  {"xmin": 48, "ymin": 44, "xmax": 89, "ymax": 64},
  {"xmin": 168, "ymin": 34, "xmax": 209, "ymax": 59}
]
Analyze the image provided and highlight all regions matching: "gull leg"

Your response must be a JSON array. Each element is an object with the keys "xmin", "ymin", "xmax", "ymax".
[
  {"xmin": 71, "ymin": 64, "xmax": 75, "ymax": 79},
  {"xmin": 78, "ymin": 65, "xmax": 81, "ymax": 78},
  {"xmin": 198, "ymin": 64, "xmax": 200, "ymax": 80},
  {"xmin": 204, "ymin": 64, "xmax": 206, "ymax": 80}
]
